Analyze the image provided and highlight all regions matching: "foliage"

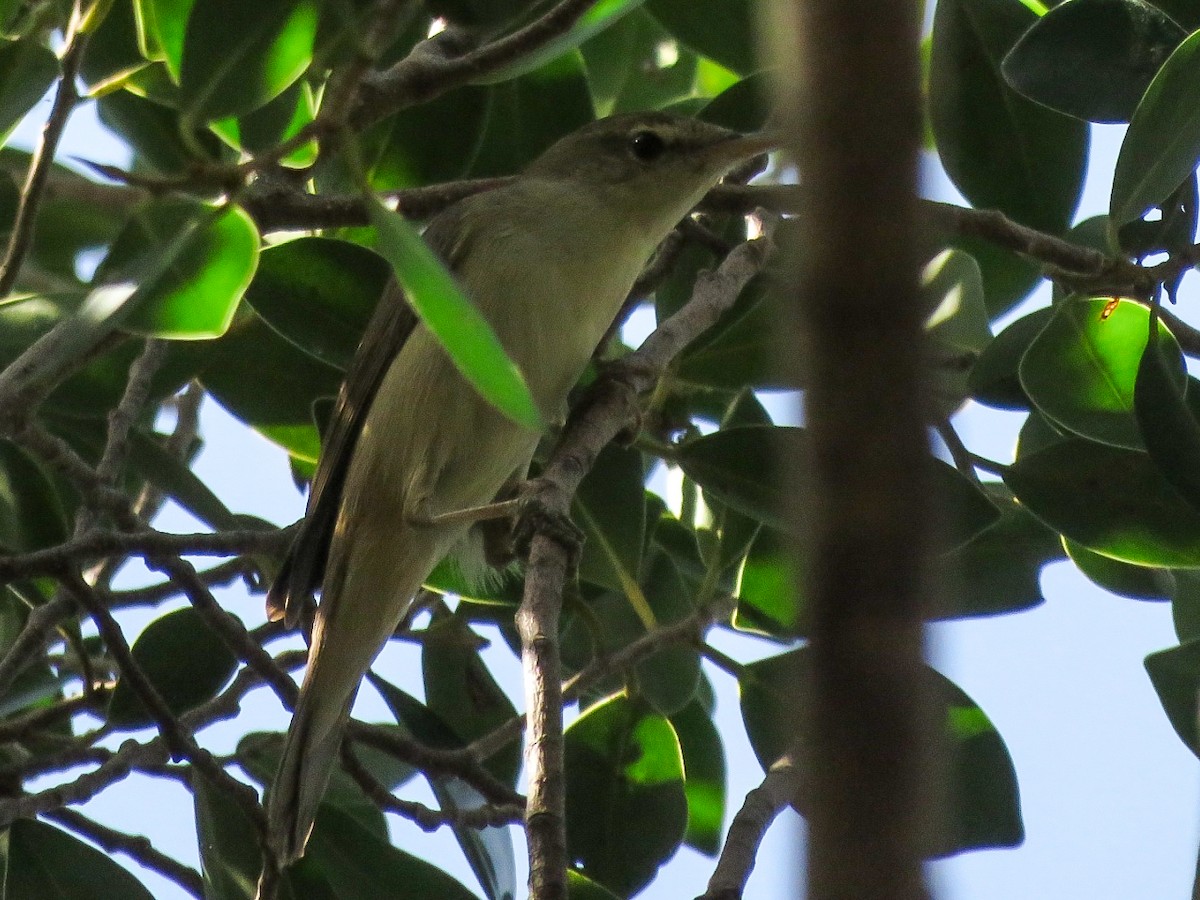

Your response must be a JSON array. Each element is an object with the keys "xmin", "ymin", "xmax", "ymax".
[{"xmin": 0, "ymin": 0, "xmax": 1197, "ymax": 897}]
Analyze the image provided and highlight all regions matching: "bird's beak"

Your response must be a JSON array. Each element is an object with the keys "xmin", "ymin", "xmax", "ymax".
[{"xmin": 710, "ymin": 131, "xmax": 780, "ymax": 166}]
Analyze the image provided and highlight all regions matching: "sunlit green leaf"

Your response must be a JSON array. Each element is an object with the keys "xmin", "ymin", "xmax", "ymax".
[
  {"xmin": 179, "ymin": 0, "xmax": 318, "ymax": 122},
  {"xmin": 1004, "ymin": 438, "xmax": 1200, "ymax": 566},
  {"xmin": 565, "ymin": 693, "xmax": 687, "ymax": 896},
  {"xmin": 1020, "ymin": 297, "xmax": 1183, "ymax": 449}
]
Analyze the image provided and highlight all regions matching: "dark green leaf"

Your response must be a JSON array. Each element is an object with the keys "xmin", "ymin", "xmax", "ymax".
[
  {"xmin": 1117, "ymin": 172, "xmax": 1198, "ymax": 260},
  {"xmin": 567, "ymin": 871, "xmax": 623, "ymax": 900},
  {"xmin": 189, "ymin": 308, "xmax": 343, "ymax": 461},
  {"xmin": 948, "ymin": 234, "xmax": 1043, "ymax": 319},
  {"xmin": 575, "ymin": 444, "xmax": 647, "ymax": 604},
  {"xmin": 422, "ymin": 611, "xmax": 520, "ymax": 784},
  {"xmin": 467, "ymin": 53, "xmax": 594, "ymax": 177},
  {"xmin": 179, "ymin": 0, "xmax": 318, "ymax": 122},
  {"xmin": 1020, "ymin": 297, "xmax": 1183, "ymax": 449},
  {"xmin": 646, "ymin": 0, "xmax": 755, "ymax": 74},
  {"xmin": 365, "ymin": 86, "xmax": 490, "ymax": 190},
  {"xmin": 933, "ymin": 491, "xmax": 1063, "ymax": 619},
  {"xmin": 1064, "ymin": 537, "xmax": 1173, "ymax": 601},
  {"xmin": 740, "ymin": 648, "xmax": 1023, "ymax": 854},
  {"xmin": 0, "ymin": 440, "xmax": 67, "ymax": 553},
  {"xmin": 969, "ymin": 308, "xmax": 1053, "ymax": 409},
  {"xmin": 244, "ymin": 237, "xmax": 390, "ymax": 370},
  {"xmin": 930, "ymin": 458, "xmax": 1002, "ymax": 551},
  {"xmin": 98, "ymin": 89, "xmax": 223, "ymax": 176},
  {"xmin": 581, "ymin": 9, "xmax": 699, "ymax": 115},
  {"xmin": 0, "ymin": 39, "xmax": 60, "ymax": 143},
  {"xmin": 108, "ymin": 607, "xmax": 238, "ymax": 728},
  {"xmin": 135, "ymin": 0, "xmax": 194, "ymax": 79},
  {"xmin": 1004, "ymin": 438, "xmax": 1200, "ymax": 566},
  {"xmin": 697, "ymin": 71, "xmax": 771, "ymax": 133},
  {"xmin": 1, "ymin": 819, "xmax": 155, "ymax": 899},
  {"xmin": 676, "ymin": 425, "xmax": 802, "ymax": 528},
  {"xmin": 1150, "ymin": 0, "xmax": 1200, "ymax": 27},
  {"xmin": 80, "ymin": 0, "xmax": 145, "ymax": 91},
  {"xmin": 476, "ymin": 0, "xmax": 648, "ymax": 84},
  {"xmin": 300, "ymin": 803, "xmax": 479, "ymax": 899},
  {"xmin": 1002, "ymin": 0, "xmax": 1185, "ymax": 122},
  {"xmin": 1146, "ymin": 639, "xmax": 1200, "ymax": 756},
  {"xmin": 1135, "ymin": 338, "xmax": 1200, "ymax": 511},
  {"xmin": 369, "ymin": 198, "xmax": 542, "ymax": 431},
  {"xmin": 193, "ymin": 767, "xmax": 263, "ymax": 900},
  {"xmin": 930, "ymin": 0, "xmax": 1087, "ymax": 232},
  {"xmin": 124, "ymin": 427, "xmax": 239, "ymax": 530},
  {"xmin": 564, "ymin": 693, "xmax": 687, "ymax": 896},
  {"xmin": 671, "ymin": 697, "xmax": 725, "ymax": 855},
  {"xmin": 1112, "ymin": 29, "xmax": 1200, "ymax": 223}
]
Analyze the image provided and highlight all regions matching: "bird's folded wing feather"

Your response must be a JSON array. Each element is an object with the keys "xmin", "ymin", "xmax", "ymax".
[{"xmin": 266, "ymin": 205, "xmax": 476, "ymax": 626}]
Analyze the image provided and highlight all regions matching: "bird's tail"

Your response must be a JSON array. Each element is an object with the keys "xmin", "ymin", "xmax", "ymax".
[{"xmin": 264, "ymin": 525, "xmax": 435, "ymax": 868}]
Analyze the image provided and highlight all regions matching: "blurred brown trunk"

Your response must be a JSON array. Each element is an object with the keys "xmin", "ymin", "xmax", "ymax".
[{"xmin": 766, "ymin": 1, "xmax": 934, "ymax": 898}]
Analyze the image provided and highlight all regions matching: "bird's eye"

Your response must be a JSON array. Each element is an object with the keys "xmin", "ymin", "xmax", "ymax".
[{"xmin": 629, "ymin": 130, "xmax": 667, "ymax": 161}]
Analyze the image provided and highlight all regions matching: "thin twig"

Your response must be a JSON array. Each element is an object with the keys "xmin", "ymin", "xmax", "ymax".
[{"xmin": 0, "ymin": 12, "xmax": 88, "ymax": 296}]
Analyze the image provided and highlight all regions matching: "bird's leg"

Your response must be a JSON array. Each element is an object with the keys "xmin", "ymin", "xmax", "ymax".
[
  {"xmin": 407, "ymin": 498, "xmax": 521, "ymax": 529},
  {"xmin": 512, "ymin": 477, "xmax": 584, "ymax": 567}
]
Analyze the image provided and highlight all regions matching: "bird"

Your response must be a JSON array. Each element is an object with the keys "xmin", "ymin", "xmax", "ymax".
[{"xmin": 263, "ymin": 110, "xmax": 776, "ymax": 868}]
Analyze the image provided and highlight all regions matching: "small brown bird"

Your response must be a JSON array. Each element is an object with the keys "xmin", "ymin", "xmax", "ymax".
[{"xmin": 264, "ymin": 111, "xmax": 775, "ymax": 867}]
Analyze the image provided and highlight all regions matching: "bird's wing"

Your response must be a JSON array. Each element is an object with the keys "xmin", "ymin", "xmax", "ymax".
[{"xmin": 266, "ymin": 205, "xmax": 476, "ymax": 626}]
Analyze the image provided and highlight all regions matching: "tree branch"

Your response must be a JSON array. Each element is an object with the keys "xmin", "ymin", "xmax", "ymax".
[{"xmin": 696, "ymin": 756, "xmax": 798, "ymax": 900}]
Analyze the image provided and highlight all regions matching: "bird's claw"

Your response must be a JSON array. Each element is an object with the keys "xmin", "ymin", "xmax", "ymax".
[{"xmin": 514, "ymin": 478, "xmax": 584, "ymax": 571}]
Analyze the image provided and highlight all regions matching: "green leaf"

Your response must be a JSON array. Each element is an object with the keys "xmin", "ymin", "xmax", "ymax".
[
  {"xmin": 1135, "ymin": 340, "xmax": 1200, "ymax": 512},
  {"xmin": 93, "ymin": 199, "xmax": 259, "ymax": 340},
  {"xmin": 1146, "ymin": 639, "xmax": 1200, "ymax": 757},
  {"xmin": 671, "ymin": 697, "xmax": 725, "ymax": 856},
  {"xmin": 580, "ymin": 9, "xmax": 699, "ymax": 116},
  {"xmin": 193, "ymin": 767, "xmax": 263, "ymax": 900},
  {"xmin": 924, "ymin": 249, "xmax": 993, "ymax": 415},
  {"xmin": 0, "ymin": 39, "xmax": 60, "ymax": 144},
  {"xmin": 646, "ymin": 0, "xmax": 755, "ymax": 75},
  {"xmin": 125, "ymin": 427, "xmax": 240, "ymax": 530},
  {"xmin": 422, "ymin": 611, "xmax": 520, "ymax": 785},
  {"xmin": 1020, "ymin": 297, "xmax": 1184, "ymax": 449},
  {"xmin": 179, "ymin": 0, "xmax": 318, "ymax": 122},
  {"xmin": 188, "ymin": 307, "xmax": 342, "ymax": 461},
  {"xmin": 1112, "ymin": 29, "xmax": 1200, "ymax": 223},
  {"xmin": 739, "ymin": 648, "xmax": 1023, "ymax": 854},
  {"xmin": 0, "ymin": 440, "xmax": 67, "ymax": 553},
  {"xmin": 933, "ymin": 492, "xmax": 1064, "ymax": 619},
  {"xmin": 1002, "ymin": 0, "xmax": 1185, "ymax": 122},
  {"xmin": 1004, "ymin": 437, "xmax": 1200, "ymax": 567},
  {"xmin": 1, "ymin": 819, "xmax": 155, "ymax": 899},
  {"xmin": 467, "ymin": 53, "xmax": 595, "ymax": 178},
  {"xmin": 472, "ymin": 0, "xmax": 647, "ymax": 85},
  {"xmin": 136, "ymin": 0, "xmax": 196, "ymax": 79},
  {"xmin": 931, "ymin": 458, "xmax": 1002, "ymax": 551},
  {"xmin": 79, "ymin": 0, "xmax": 146, "ymax": 91},
  {"xmin": 244, "ymin": 237, "xmax": 390, "ymax": 370},
  {"xmin": 676, "ymin": 425, "xmax": 802, "ymax": 529},
  {"xmin": 930, "ymin": 0, "xmax": 1087, "ymax": 232},
  {"xmin": 734, "ymin": 526, "xmax": 802, "ymax": 637},
  {"xmin": 300, "ymin": 803, "xmax": 479, "ymax": 899},
  {"xmin": 1064, "ymin": 537, "xmax": 1173, "ymax": 601},
  {"xmin": 969, "ymin": 307, "xmax": 1054, "ymax": 409},
  {"xmin": 1151, "ymin": 0, "xmax": 1200, "ymax": 27},
  {"xmin": 108, "ymin": 607, "xmax": 238, "ymax": 728},
  {"xmin": 238, "ymin": 729, "xmax": 415, "ymax": 842},
  {"xmin": 212, "ymin": 79, "xmax": 317, "ymax": 163},
  {"xmin": 368, "ymin": 199, "xmax": 542, "ymax": 431},
  {"xmin": 564, "ymin": 693, "xmax": 687, "ymax": 896},
  {"xmin": 567, "ymin": 871, "xmax": 624, "ymax": 900},
  {"xmin": 697, "ymin": 71, "xmax": 772, "ymax": 133},
  {"xmin": 97, "ymin": 89, "xmax": 222, "ymax": 176},
  {"xmin": 574, "ymin": 444, "xmax": 648, "ymax": 611}
]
